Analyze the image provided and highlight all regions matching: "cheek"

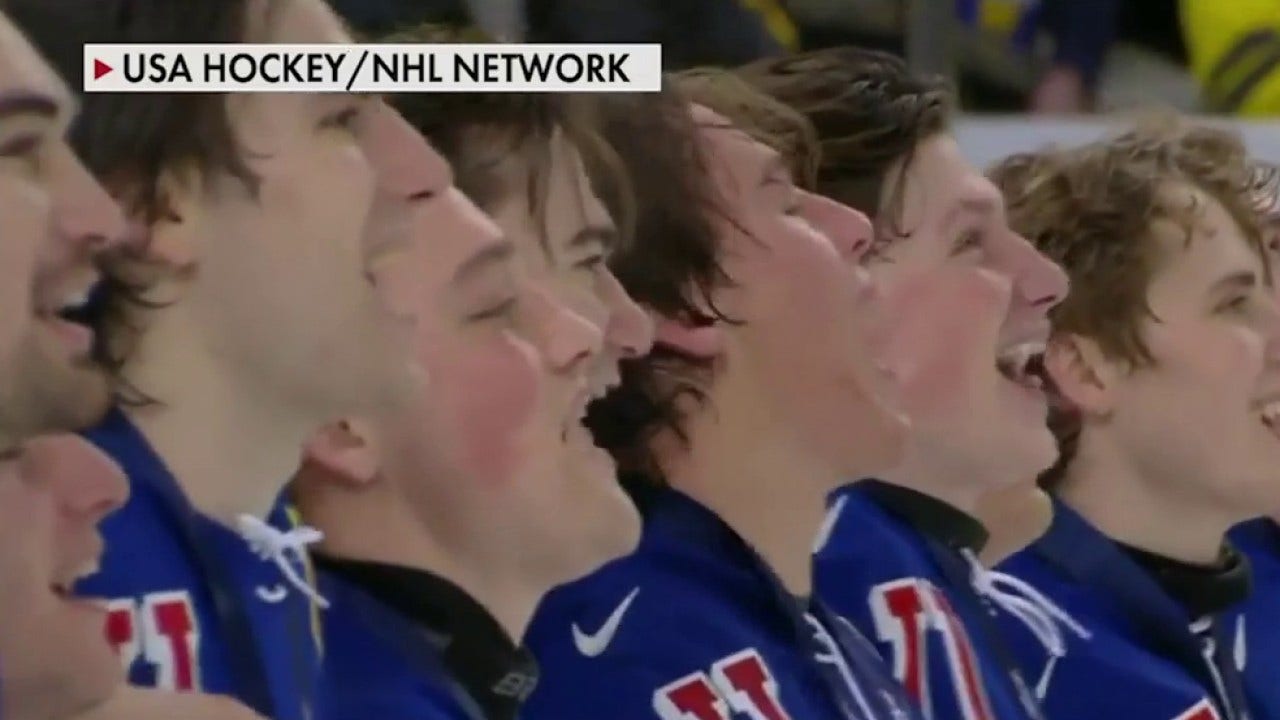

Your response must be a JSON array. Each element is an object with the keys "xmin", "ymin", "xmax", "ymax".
[
  {"xmin": 880, "ymin": 266, "xmax": 1009, "ymax": 417},
  {"xmin": 0, "ymin": 485, "xmax": 49, "ymax": 601},
  {"xmin": 1149, "ymin": 323, "xmax": 1266, "ymax": 393},
  {"xmin": 440, "ymin": 340, "xmax": 542, "ymax": 484},
  {"xmin": 253, "ymin": 142, "xmax": 374, "ymax": 246}
]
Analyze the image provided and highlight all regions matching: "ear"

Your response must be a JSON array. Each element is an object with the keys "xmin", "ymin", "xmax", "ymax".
[
  {"xmin": 143, "ymin": 165, "xmax": 204, "ymax": 269},
  {"xmin": 1043, "ymin": 333, "xmax": 1118, "ymax": 418},
  {"xmin": 652, "ymin": 313, "xmax": 724, "ymax": 359},
  {"xmin": 302, "ymin": 418, "xmax": 381, "ymax": 487}
]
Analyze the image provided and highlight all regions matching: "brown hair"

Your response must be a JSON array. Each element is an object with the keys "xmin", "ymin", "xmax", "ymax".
[
  {"xmin": 4, "ymin": 0, "xmax": 290, "ymax": 403},
  {"xmin": 989, "ymin": 118, "xmax": 1278, "ymax": 486},
  {"xmin": 674, "ymin": 67, "xmax": 820, "ymax": 189},
  {"xmin": 586, "ymin": 72, "xmax": 818, "ymax": 479},
  {"xmin": 384, "ymin": 24, "xmax": 632, "ymax": 249},
  {"xmin": 732, "ymin": 46, "xmax": 954, "ymax": 235}
]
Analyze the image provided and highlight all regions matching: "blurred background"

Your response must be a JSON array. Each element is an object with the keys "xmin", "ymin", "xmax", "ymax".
[{"xmin": 325, "ymin": 0, "xmax": 1280, "ymax": 162}]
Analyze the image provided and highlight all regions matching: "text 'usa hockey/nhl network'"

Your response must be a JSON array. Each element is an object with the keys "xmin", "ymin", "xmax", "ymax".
[{"xmin": 83, "ymin": 44, "xmax": 664, "ymax": 93}]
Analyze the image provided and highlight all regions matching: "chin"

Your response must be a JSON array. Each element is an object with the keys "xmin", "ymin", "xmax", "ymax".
[
  {"xmin": 836, "ymin": 414, "xmax": 910, "ymax": 482},
  {"xmin": 6, "ymin": 648, "xmax": 121, "ymax": 720}
]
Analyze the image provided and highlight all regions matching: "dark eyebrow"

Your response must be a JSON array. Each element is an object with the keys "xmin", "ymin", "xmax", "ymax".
[
  {"xmin": 568, "ymin": 224, "xmax": 619, "ymax": 253},
  {"xmin": 0, "ymin": 91, "xmax": 58, "ymax": 122},
  {"xmin": 758, "ymin": 152, "xmax": 790, "ymax": 187},
  {"xmin": 452, "ymin": 240, "xmax": 515, "ymax": 285},
  {"xmin": 1210, "ymin": 269, "xmax": 1258, "ymax": 294}
]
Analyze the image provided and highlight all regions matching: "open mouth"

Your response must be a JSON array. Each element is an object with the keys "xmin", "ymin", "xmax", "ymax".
[
  {"xmin": 37, "ymin": 280, "xmax": 100, "ymax": 336},
  {"xmin": 1259, "ymin": 400, "xmax": 1280, "ymax": 433},
  {"xmin": 561, "ymin": 380, "xmax": 617, "ymax": 445},
  {"xmin": 996, "ymin": 341, "xmax": 1047, "ymax": 391},
  {"xmin": 50, "ymin": 559, "xmax": 100, "ymax": 600}
]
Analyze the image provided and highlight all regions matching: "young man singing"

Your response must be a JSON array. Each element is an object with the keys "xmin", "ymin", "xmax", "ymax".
[
  {"xmin": 991, "ymin": 120, "xmax": 1280, "ymax": 720},
  {"xmin": 1224, "ymin": 158, "xmax": 1280, "ymax": 720},
  {"xmin": 296, "ymin": 84, "xmax": 653, "ymax": 720},
  {"xmin": 5, "ymin": 0, "xmax": 458, "ymax": 717},
  {"xmin": 736, "ymin": 46, "xmax": 1075, "ymax": 720},
  {"xmin": 0, "ymin": 8, "xmax": 127, "ymax": 718},
  {"xmin": 523, "ymin": 72, "xmax": 918, "ymax": 720}
]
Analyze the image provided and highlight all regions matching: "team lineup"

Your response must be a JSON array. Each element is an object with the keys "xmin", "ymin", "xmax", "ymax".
[{"xmin": 1, "ymin": 1, "xmax": 1279, "ymax": 720}]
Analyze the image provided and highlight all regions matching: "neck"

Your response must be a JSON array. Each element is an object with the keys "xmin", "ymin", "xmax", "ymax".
[
  {"xmin": 657, "ymin": 388, "xmax": 835, "ymax": 596},
  {"xmin": 1059, "ymin": 434, "xmax": 1234, "ymax": 565},
  {"xmin": 305, "ymin": 480, "xmax": 541, "ymax": 642},
  {"xmin": 881, "ymin": 437, "xmax": 989, "ymax": 515},
  {"xmin": 121, "ymin": 311, "xmax": 318, "ymax": 524}
]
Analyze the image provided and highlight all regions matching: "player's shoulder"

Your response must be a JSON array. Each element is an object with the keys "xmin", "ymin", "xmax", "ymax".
[
  {"xmin": 816, "ymin": 486, "xmax": 930, "ymax": 570},
  {"xmin": 814, "ymin": 484, "xmax": 943, "ymax": 611},
  {"xmin": 315, "ymin": 672, "xmax": 467, "ymax": 720},
  {"xmin": 77, "ymin": 486, "xmax": 196, "ymax": 598},
  {"xmin": 317, "ymin": 578, "xmax": 468, "ymax": 720},
  {"xmin": 993, "ymin": 547, "xmax": 1205, "ymax": 714},
  {"xmin": 526, "ymin": 542, "xmax": 782, "ymax": 719},
  {"xmin": 1033, "ymin": 629, "xmax": 1218, "ymax": 720},
  {"xmin": 1229, "ymin": 518, "xmax": 1278, "ymax": 558},
  {"xmin": 530, "ymin": 548, "xmax": 737, "ymax": 664}
]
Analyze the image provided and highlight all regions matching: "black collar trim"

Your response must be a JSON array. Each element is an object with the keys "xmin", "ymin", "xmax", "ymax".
[
  {"xmin": 858, "ymin": 479, "xmax": 990, "ymax": 553},
  {"xmin": 1117, "ymin": 542, "xmax": 1252, "ymax": 618},
  {"xmin": 314, "ymin": 554, "xmax": 538, "ymax": 720}
]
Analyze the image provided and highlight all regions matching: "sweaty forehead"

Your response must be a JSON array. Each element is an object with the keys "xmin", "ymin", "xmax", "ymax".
[{"xmin": 0, "ymin": 14, "xmax": 69, "ymax": 106}]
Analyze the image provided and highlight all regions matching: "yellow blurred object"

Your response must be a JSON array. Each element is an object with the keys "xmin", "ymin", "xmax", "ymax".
[
  {"xmin": 980, "ymin": 0, "xmax": 1025, "ymax": 35},
  {"xmin": 1181, "ymin": 0, "xmax": 1280, "ymax": 115},
  {"xmin": 740, "ymin": 0, "xmax": 799, "ymax": 50}
]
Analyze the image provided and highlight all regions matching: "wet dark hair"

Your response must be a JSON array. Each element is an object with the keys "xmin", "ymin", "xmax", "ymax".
[
  {"xmin": 385, "ymin": 30, "xmax": 631, "ymax": 253},
  {"xmin": 585, "ymin": 74, "xmax": 815, "ymax": 479},
  {"xmin": 579, "ymin": 84, "xmax": 734, "ymax": 477},
  {"xmin": 733, "ymin": 46, "xmax": 954, "ymax": 236}
]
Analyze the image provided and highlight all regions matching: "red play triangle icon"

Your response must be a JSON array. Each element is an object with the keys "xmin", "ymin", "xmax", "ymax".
[{"xmin": 93, "ymin": 59, "xmax": 113, "ymax": 80}]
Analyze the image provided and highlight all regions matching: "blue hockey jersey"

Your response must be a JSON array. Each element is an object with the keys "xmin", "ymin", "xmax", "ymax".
[
  {"xmin": 996, "ymin": 499, "xmax": 1253, "ymax": 720},
  {"xmin": 1227, "ymin": 518, "xmax": 1279, "ymax": 720},
  {"xmin": 76, "ymin": 407, "xmax": 324, "ymax": 720},
  {"xmin": 313, "ymin": 556, "xmax": 540, "ymax": 720},
  {"xmin": 523, "ymin": 484, "xmax": 922, "ymax": 720},
  {"xmin": 813, "ymin": 481, "xmax": 1047, "ymax": 720}
]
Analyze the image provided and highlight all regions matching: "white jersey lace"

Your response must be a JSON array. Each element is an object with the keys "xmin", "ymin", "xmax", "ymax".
[
  {"xmin": 960, "ymin": 548, "xmax": 1090, "ymax": 700},
  {"xmin": 237, "ymin": 514, "xmax": 330, "ymax": 609}
]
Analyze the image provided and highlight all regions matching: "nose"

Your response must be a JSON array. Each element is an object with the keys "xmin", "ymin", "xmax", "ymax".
[
  {"xmin": 1003, "ymin": 231, "xmax": 1069, "ymax": 313},
  {"xmin": 801, "ymin": 191, "xmax": 873, "ymax": 263},
  {"xmin": 524, "ymin": 284, "xmax": 604, "ymax": 376},
  {"xmin": 364, "ymin": 101, "xmax": 450, "ymax": 201},
  {"xmin": 54, "ymin": 149, "xmax": 127, "ymax": 260},
  {"xmin": 600, "ymin": 270, "xmax": 654, "ymax": 359},
  {"xmin": 27, "ymin": 434, "xmax": 128, "ymax": 524}
]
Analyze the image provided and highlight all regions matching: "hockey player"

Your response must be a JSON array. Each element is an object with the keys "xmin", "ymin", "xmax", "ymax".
[
  {"xmin": 523, "ymin": 71, "xmax": 919, "ymax": 720},
  {"xmin": 295, "ymin": 84, "xmax": 653, "ymax": 720},
  {"xmin": 736, "ymin": 46, "xmax": 1074, "ymax": 720},
  {"xmin": 0, "ymin": 9, "xmax": 126, "ymax": 718},
  {"xmin": 3, "ymin": 0, "xmax": 454, "ymax": 717},
  {"xmin": 1226, "ymin": 159, "xmax": 1280, "ymax": 720},
  {"xmin": 990, "ymin": 120, "xmax": 1280, "ymax": 720}
]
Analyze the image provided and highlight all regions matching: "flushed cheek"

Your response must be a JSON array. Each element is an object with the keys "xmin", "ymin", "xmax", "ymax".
[
  {"xmin": 450, "ymin": 345, "xmax": 542, "ymax": 485},
  {"xmin": 878, "ymin": 268, "xmax": 1008, "ymax": 418}
]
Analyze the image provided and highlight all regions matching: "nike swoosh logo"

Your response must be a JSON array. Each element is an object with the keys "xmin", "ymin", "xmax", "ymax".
[{"xmin": 572, "ymin": 587, "xmax": 640, "ymax": 657}]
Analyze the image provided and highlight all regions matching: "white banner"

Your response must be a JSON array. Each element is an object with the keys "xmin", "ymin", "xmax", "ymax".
[{"xmin": 82, "ymin": 44, "xmax": 663, "ymax": 93}]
